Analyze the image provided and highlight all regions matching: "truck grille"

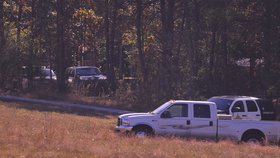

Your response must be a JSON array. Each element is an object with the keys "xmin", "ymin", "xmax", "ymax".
[{"xmin": 117, "ymin": 118, "xmax": 122, "ymax": 126}]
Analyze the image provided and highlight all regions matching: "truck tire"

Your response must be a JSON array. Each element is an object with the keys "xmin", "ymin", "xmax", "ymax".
[
  {"xmin": 132, "ymin": 126, "xmax": 153, "ymax": 138},
  {"xmin": 242, "ymin": 132, "xmax": 265, "ymax": 145}
]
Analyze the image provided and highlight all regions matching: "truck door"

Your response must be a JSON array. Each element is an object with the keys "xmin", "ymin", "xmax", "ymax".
[
  {"xmin": 158, "ymin": 104, "xmax": 191, "ymax": 137},
  {"xmin": 190, "ymin": 104, "xmax": 217, "ymax": 139},
  {"xmin": 245, "ymin": 100, "xmax": 261, "ymax": 120},
  {"xmin": 230, "ymin": 100, "xmax": 247, "ymax": 120}
]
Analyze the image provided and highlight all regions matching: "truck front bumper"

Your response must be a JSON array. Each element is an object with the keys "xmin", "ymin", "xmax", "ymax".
[{"xmin": 115, "ymin": 125, "xmax": 133, "ymax": 134}]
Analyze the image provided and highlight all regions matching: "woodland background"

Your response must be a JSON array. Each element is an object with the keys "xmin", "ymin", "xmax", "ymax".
[{"xmin": 0, "ymin": 0, "xmax": 280, "ymax": 107}]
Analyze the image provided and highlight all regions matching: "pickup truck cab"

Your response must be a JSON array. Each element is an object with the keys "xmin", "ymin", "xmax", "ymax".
[
  {"xmin": 208, "ymin": 96, "xmax": 276, "ymax": 121},
  {"xmin": 116, "ymin": 100, "xmax": 280, "ymax": 144}
]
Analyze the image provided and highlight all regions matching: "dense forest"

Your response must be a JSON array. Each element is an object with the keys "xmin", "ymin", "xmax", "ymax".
[{"xmin": 0, "ymin": 0, "xmax": 280, "ymax": 106}]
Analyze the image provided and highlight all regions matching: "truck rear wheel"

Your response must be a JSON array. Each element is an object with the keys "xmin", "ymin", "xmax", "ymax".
[{"xmin": 242, "ymin": 131, "xmax": 265, "ymax": 145}]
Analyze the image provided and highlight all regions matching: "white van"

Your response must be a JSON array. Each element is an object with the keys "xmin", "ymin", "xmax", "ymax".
[{"xmin": 208, "ymin": 96, "xmax": 276, "ymax": 121}]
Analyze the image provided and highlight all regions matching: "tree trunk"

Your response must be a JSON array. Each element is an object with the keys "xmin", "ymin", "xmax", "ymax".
[
  {"xmin": 209, "ymin": 28, "xmax": 216, "ymax": 95},
  {"xmin": 222, "ymin": 25, "xmax": 228, "ymax": 94},
  {"xmin": 191, "ymin": 0, "xmax": 201, "ymax": 77},
  {"xmin": 263, "ymin": 1, "xmax": 272, "ymax": 96},
  {"xmin": 118, "ymin": 33, "xmax": 123, "ymax": 80},
  {"xmin": 56, "ymin": 0, "xmax": 66, "ymax": 92},
  {"xmin": 109, "ymin": 0, "xmax": 117, "ymax": 91},
  {"xmin": 104, "ymin": 0, "xmax": 111, "ymax": 74},
  {"xmin": 0, "ymin": 0, "xmax": 4, "ymax": 55},
  {"xmin": 0, "ymin": 0, "xmax": 4, "ymax": 87},
  {"xmin": 104, "ymin": 0, "xmax": 117, "ymax": 91},
  {"xmin": 136, "ymin": 0, "xmax": 147, "ymax": 83},
  {"xmin": 160, "ymin": 0, "xmax": 175, "ymax": 98},
  {"xmin": 174, "ymin": 0, "xmax": 187, "ymax": 94},
  {"xmin": 27, "ymin": 0, "xmax": 36, "ymax": 90},
  {"xmin": 104, "ymin": 0, "xmax": 111, "ymax": 80},
  {"xmin": 16, "ymin": 0, "xmax": 23, "ymax": 43}
]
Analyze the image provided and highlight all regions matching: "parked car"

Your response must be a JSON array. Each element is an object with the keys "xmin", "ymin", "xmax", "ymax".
[
  {"xmin": 21, "ymin": 66, "xmax": 57, "ymax": 89},
  {"xmin": 65, "ymin": 66, "xmax": 108, "ymax": 95},
  {"xmin": 33, "ymin": 68, "xmax": 57, "ymax": 81},
  {"xmin": 22, "ymin": 66, "xmax": 57, "ymax": 80},
  {"xmin": 207, "ymin": 96, "xmax": 276, "ymax": 121},
  {"xmin": 116, "ymin": 100, "xmax": 280, "ymax": 145}
]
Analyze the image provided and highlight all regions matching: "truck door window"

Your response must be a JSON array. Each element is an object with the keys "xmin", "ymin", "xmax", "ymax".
[
  {"xmin": 193, "ymin": 104, "xmax": 211, "ymax": 118},
  {"xmin": 246, "ymin": 100, "xmax": 258, "ymax": 112},
  {"xmin": 232, "ymin": 101, "xmax": 245, "ymax": 112},
  {"xmin": 167, "ymin": 104, "xmax": 188, "ymax": 117}
]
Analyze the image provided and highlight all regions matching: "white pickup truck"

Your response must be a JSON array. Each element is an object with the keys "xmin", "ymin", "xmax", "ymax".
[{"xmin": 116, "ymin": 100, "xmax": 280, "ymax": 144}]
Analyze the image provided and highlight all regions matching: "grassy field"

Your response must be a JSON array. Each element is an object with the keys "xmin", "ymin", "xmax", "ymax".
[{"xmin": 0, "ymin": 101, "xmax": 280, "ymax": 158}]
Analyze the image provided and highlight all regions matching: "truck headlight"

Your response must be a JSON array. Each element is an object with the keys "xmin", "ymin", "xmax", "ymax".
[
  {"xmin": 99, "ymin": 76, "xmax": 107, "ymax": 80},
  {"xmin": 79, "ymin": 76, "xmax": 88, "ymax": 80},
  {"xmin": 122, "ymin": 119, "xmax": 130, "ymax": 126}
]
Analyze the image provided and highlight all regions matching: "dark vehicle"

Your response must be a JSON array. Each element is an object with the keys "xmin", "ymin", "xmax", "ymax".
[
  {"xmin": 22, "ymin": 66, "xmax": 57, "ymax": 81},
  {"xmin": 34, "ymin": 68, "xmax": 57, "ymax": 81},
  {"xmin": 21, "ymin": 66, "xmax": 57, "ymax": 90},
  {"xmin": 255, "ymin": 99, "xmax": 276, "ymax": 121},
  {"xmin": 208, "ymin": 96, "xmax": 276, "ymax": 121},
  {"xmin": 65, "ymin": 66, "xmax": 108, "ymax": 95}
]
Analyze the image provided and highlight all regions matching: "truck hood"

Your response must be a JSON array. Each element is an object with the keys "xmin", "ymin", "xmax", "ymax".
[{"xmin": 119, "ymin": 113, "xmax": 154, "ymax": 119}]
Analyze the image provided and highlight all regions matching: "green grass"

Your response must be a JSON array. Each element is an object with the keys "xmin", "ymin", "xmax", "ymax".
[{"xmin": 0, "ymin": 101, "xmax": 279, "ymax": 158}]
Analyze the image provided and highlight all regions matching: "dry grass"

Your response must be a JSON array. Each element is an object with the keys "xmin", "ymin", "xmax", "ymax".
[{"xmin": 0, "ymin": 101, "xmax": 280, "ymax": 158}]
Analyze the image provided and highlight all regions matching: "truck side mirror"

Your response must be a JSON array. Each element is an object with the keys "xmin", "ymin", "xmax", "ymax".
[{"xmin": 161, "ymin": 111, "xmax": 171, "ymax": 118}]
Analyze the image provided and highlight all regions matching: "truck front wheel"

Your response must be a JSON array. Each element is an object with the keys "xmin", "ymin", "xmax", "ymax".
[{"xmin": 132, "ymin": 125, "xmax": 153, "ymax": 138}]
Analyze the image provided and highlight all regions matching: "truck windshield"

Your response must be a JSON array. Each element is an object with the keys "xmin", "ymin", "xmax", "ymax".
[
  {"xmin": 152, "ymin": 102, "xmax": 172, "ymax": 114},
  {"xmin": 208, "ymin": 98, "xmax": 233, "ymax": 113},
  {"xmin": 76, "ymin": 67, "xmax": 101, "ymax": 76},
  {"xmin": 42, "ymin": 69, "xmax": 56, "ymax": 77}
]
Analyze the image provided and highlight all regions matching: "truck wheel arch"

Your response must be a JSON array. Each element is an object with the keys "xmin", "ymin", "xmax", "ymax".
[{"xmin": 241, "ymin": 129, "xmax": 266, "ymax": 144}]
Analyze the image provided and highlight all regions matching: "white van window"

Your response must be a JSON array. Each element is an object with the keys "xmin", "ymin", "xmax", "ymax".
[
  {"xmin": 246, "ymin": 100, "xmax": 258, "ymax": 112},
  {"xmin": 232, "ymin": 101, "xmax": 245, "ymax": 112}
]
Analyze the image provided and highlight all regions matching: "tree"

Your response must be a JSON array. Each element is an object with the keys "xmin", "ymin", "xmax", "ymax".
[
  {"xmin": 136, "ymin": 0, "xmax": 147, "ymax": 82},
  {"xmin": 1, "ymin": 0, "xmax": 280, "ymax": 106},
  {"xmin": 56, "ymin": 0, "xmax": 66, "ymax": 92},
  {"xmin": 159, "ymin": 0, "xmax": 175, "ymax": 98},
  {"xmin": 15, "ymin": 0, "xmax": 23, "ymax": 43},
  {"xmin": 0, "ymin": 0, "xmax": 4, "ymax": 55},
  {"xmin": 262, "ymin": 0, "xmax": 273, "ymax": 93}
]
